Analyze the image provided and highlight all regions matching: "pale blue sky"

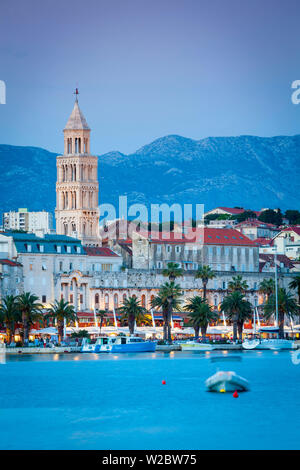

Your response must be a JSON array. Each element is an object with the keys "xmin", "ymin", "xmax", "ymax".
[{"xmin": 0, "ymin": 0, "xmax": 299, "ymax": 154}]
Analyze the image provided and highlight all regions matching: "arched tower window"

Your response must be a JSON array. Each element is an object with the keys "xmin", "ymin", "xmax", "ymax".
[
  {"xmin": 114, "ymin": 294, "xmax": 118, "ymax": 308},
  {"xmin": 95, "ymin": 294, "xmax": 99, "ymax": 306},
  {"xmin": 141, "ymin": 295, "xmax": 146, "ymax": 307}
]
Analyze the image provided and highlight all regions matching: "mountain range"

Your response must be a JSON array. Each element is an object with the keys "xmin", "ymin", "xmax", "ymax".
[{"xmin": 0, "ymin": 134, "xmax": 299, "ymax": 220}]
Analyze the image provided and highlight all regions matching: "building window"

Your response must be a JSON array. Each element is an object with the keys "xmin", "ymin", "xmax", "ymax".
[
  {"xmin": 95, "ymin": 294, "xmax": 99, "ymax": 305},
  {"xmin": 102, "ymin": 264, "xmax": 112, "ymax": 272},
  {"xmin": 69, "ymin": 263, "xmax": 73, "ymax": 271},
  {"xmin": 175, "ymin": 246, "xmax": 181, "ymax": 253},
  {"xmin": 59, "ymin": 261, "xmax": 63, "ymax": 271},
  {"xmin": 114, "ymin": 294, "xmax": 118, "ymax": 308},
  {"xmin": 29, "ymin": 264, "xmax": 33, "ymax": 271},
  {"xmin": 80, "ymin": 294, "xmax": 83, "ymax": 304},
  {"xmin": 105, "ymin": 294, "xmax": 109, "ymax": 311},
  {"xmin": 57, "ymin": 246, "xmax": 61, "ymax": 253},
  {"xmin": 42, "ymin": 264, "xmax": 47, "ymax": 271},
  {"xmin": 70, "ymin": 294, "xmax": 73, "ymax": 304},
  {"xmin": 42, "ymin": 295, "xmax": 46, "ymax": 303}
]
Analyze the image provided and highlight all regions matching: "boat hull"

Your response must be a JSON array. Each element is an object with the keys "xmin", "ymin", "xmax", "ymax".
[
  {"xmin": 205, "ymin": 371, "xmax": 249, "ymax": 392},
  {"xmin": 181, "ymin": 342, "xmax": 216, "ymax": 351},
  {"xmin": 95, "ymin": 342, "xmax": 156, "ymax": 353},
  {"xmin": 243, "ymin": 339, "xmax": 296, "ymax": 350}
]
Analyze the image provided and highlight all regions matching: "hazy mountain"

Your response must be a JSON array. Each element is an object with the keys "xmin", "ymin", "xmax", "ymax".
[{"xmin": 0, "ymin": 134, "xmax": 299, "ymax": 220}]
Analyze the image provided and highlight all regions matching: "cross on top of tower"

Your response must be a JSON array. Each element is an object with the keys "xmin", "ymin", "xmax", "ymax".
[{"xmin": 74, "ymin": 88, "xmax": 79, "ymax": 102}]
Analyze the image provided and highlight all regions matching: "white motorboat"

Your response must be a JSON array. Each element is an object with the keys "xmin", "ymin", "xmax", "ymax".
[
  {"xmin": 243, "ymin": 338, "xmax": 296, "ymax": 350},
  {"xmin": 181, "ymin": 341, "xmax": 216, "ymax": 351},
  {"xmin": 243, "ymin": 326, "xmax": 297, "ymax": 350},
  {"xmin": 205, "ymin": 370, "xmax": 249, "ymax": 392}
]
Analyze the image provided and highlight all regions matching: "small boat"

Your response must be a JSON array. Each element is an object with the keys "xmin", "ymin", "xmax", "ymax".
[
  {"xmin": 181, "ymin": 341, "xmax": 216, "ymax": 352},
  {"xmin": 243, "ymin": 327, "xmax": 296, "ymax": 350},
  {"xmin": 81, "ymin": 336, "xmax": 156, "ymax": 353},
  {"xmin": 205, "ymin": 370, "xmax": 249, "ymax": 392},
  {"xmin": 243, "ymin": 338, "xmax": 296, "ymax": 350}
]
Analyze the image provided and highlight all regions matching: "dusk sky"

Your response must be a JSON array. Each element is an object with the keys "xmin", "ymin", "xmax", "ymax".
[{"xmin": 0, "ymin": 0, "xmax": 299, "ymax": 155}]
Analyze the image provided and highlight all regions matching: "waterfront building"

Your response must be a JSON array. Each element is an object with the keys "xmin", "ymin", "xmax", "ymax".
[
  {"xmin": 0, "ymin": 259, "xmax": 23, "ymax": 302},
  {"xmin": 0, "ymin": 232, "xmax": 122, "ymax": 308}
]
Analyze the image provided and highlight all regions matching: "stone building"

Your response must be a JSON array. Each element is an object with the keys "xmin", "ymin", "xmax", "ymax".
[
  {"xmin": 0, "ymin": 259, "xmax": 23, "ymax": 301},
  {"xmin": 55, "ymin": 91, "xmax": 100, "ymax": 246},
  {"xmin": 130, "ymin": 227, "xmax": 260, "ymax": 273}
]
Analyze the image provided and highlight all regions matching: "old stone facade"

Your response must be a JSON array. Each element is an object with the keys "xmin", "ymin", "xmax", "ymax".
[{"xmin": 55, "ymin": 96, "xmax": 100, "ymax": 246}]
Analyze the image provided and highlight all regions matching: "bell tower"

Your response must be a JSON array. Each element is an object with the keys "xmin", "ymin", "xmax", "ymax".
[{"xmin": 55, "ymin": 90, "xmax": 100, "ymax": 246}]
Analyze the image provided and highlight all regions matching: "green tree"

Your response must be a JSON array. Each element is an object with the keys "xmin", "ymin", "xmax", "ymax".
[
  {"xmin": 71, "ymin": 329, "xmax": 90, "ymax": 339},
  {"xmin": 17, "ymin": 293, "xmax": 42, "ymax": 346},
  {"xmin": 162, "ymin": 262, "xmax": 183, "ymax": 281},
  {"xmin": 236, "ymin": 210, "xmax": 257, "ymax": 223},
  {"xmin": 285, "ymin": 210, "xmax": 300, "ymax": 225},
  {"xmin": 0, "ymin": 295, "xmax": 21, "ymax": 344},
  {"xmin": 228, "ymin": 275, "xmax": 249, "ymax": 293},
  {"xmin": 151, "ymin": 282, "xmax": 182, "ymax": 343},
  {"xmin": 264, "ymin": 288, "xmax": 298, "ymax": 339},
  {"xmin": 289, "ymin": 275, "xmax": 300, "ymax": 308},
  {"xmin": 118, "ymin": 296, "xmax": 148, "ymax": 335},
  {"xmin": 259, "ymin": 278, "xmax": 275, "ymax": 302},
  {"xmin": 46, "ymin": 298, "xmax": 77, "ymax": 343},
  {"xmin": 184, "ymin": 296, "xmax": 218, "ymax": 339},
  {"xmin": 96, "ymin": 309, "xmax": 108, "ymax": 333},
  {"xmin": 195, "ymin": 265, "xmax": 216, "ymax": 299},
  {"xmin": 259, "ymin": 209, "xmax": 283, "ymax": 226},
  {"xmin": 221, "ymin": 291, "xmax": 252, "ymax": 341}
]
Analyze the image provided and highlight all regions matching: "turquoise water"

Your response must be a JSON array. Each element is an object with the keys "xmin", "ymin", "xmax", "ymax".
[{"xmin": 0, "ymin": 350, "xmax": 299, "ymax": 450}]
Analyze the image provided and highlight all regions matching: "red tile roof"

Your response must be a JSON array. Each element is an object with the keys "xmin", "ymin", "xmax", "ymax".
[
  {"xmin": 0, "ymin": 259, "xmax": 22, "ymax": 267},
  {"xmin": 83, "ymin": 247, "xmax": 120, "ymax": 257},
  {"xmin": 136, "ymin": 228, "xmax": 257, "ymax": 246},
  {"xmin": 236, "ymin": 219, "xmax": 277, "ymax": 229},
  {"xmin": 259, "ymin": 253, "xmax": 295, "ymax": 269},
  {"xmin": 253, "ymin": 238, "xmax": 272, "ymax": 246},
  {"xmin": 282, "ymin": 226, "xmax": 300, "ymax": 237}
]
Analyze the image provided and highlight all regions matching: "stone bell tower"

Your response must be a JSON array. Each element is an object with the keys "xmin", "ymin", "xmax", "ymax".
[{"xmin": 55, "ymin": 90, "xmax": 100, "ymax": 246}]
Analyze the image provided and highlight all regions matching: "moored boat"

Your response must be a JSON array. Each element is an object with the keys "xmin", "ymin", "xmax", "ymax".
[
  {"xmin": 81, "ymin": 336, "xmax": 156, "ymax": 353},
  {"xmin": 180, "ymin": 341, "xmax": 216, "ymax": 351},
  {"xmin": 205, "ymin": 370, "xmax": 249, "ymax": 392}
]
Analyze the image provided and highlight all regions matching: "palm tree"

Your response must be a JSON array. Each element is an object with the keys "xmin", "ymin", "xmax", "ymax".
[
  {"xmin": 259, "ymin": 278, "xmax": 275, "ymax": 302},
  {"xmin": 264, "ymin": 288, "xmax": 298, "ymax": 339},
  {"xmin": 289, "ymin": 275, "xmax": 300, "ymax": 308},
  {"xmin": 118, "ymin": 296, "xmax": 147, "ymax": 335},
  {"xmin": 17, "ymin": 292, "xmax": 42, "ymax": 346},
  {"xmin": 46, "ymin": 298, "xmax": 77, "ymax": 343},
  {"xmin": 184, "ymin": 296, "xmax": 218, "ymax": 339},
  {"xmin": 195, "ymin": 265, "xmax": 215, "ymax": 299},
  {"xmin": 96, "ymin": 309, "xmax": 107, "ymax": 333},
  {"xmin": 151, "ymin": 282, "xmax": 182, "ymax": 343},
  {"xmin": 162, "ymin": 262, "xmax": 183, "ymax": 281},
  {"xmin": 0, "ymin": 295, "xmax": 21, "ymax": 344},
  {"xmin": 228, "ymin": 275, "xmax": 249, "ymax": 293},
  {"xmin": 221, "ymin": 291, "xmax": 252, "ymax": 341}
]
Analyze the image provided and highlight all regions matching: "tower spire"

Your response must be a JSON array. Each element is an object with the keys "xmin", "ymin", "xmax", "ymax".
[{"xmin": 74, "ymin": 87, "xmax": 79, "ymax": 102}]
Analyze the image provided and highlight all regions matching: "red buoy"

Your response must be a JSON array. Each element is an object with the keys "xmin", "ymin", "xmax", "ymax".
[
  {"xmin": 162, "ymin": 380, "xmax": 166, "ymax": 385},
  {"xmin": 233, "ymin": 390, "xmax": 239, "ymax": 398}
]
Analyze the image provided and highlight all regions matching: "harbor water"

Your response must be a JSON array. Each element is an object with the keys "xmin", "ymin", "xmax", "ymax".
[{"xmin": 0, "ymin": 350, "xmax": 299, "ymax": 449}]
